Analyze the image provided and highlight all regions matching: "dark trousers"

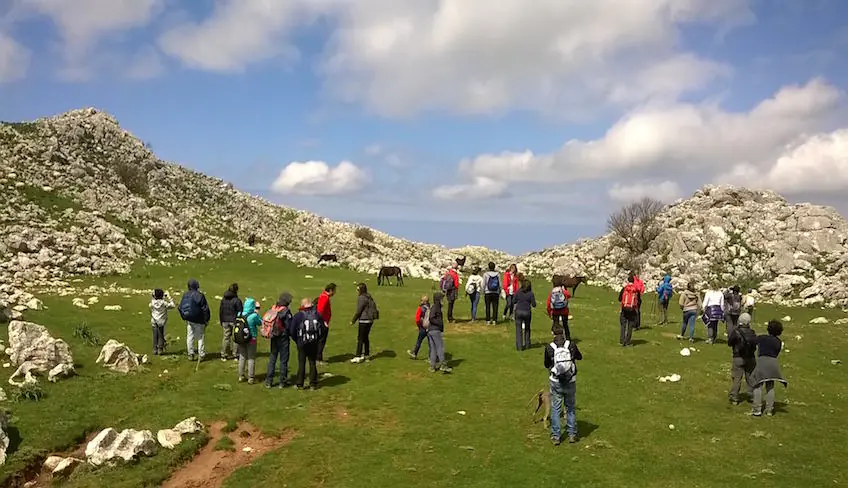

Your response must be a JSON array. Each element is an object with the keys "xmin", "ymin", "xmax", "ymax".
[
  {"xmin": 317, "ymin": 328, "xmax": 329, "ymax": 361},
  {"xmin": 729, "ymin": 357, "xmax": 755, "ymax": 401},
  {"xmin": 620, "ymin": 311, "xmax": 636, "ymax": 345},
  {"xmin": 551, "ymin": 315, "xmax": 571, "ymax": 340},
  {"xmin": 412, "ymin": 327, "xmax": 428, "ymax": 357},
  {"xmin": 296, "ymin": 342, "xmax": 319, "ymax": 388},
  {"xmin": 515, "ymin": 313, "xmax": 532, "ymax": 350},
  {"xmin": 266, "ymin": 335, "xmax": 290, "ymax": 386},
  {"xmin": 356, "ymin": 321, "xmax": 373, "ymax": 357},
  {"xmin": 658, "ymin": 300, "xmax": 670, "ymax": 324},
  {"xmin": 726, "ymin": 314, "xmax": 740, "ymax": 338},
  {"xmin": 634, "ymin": 306, "xmax": 642, "ymax": 330},
  {"xmin": 484, "ymin": 294, "xmax": 499, "ymax": 322},
  {"xmin": 152, "ymin": 325, "xmax": 165, "ymax": 353},
  {"xmin": 447, "ymin": 298, "xmax": 456, "ymax": 322},
  {"xmin": 503, "ymin": 294, "xmax": 515, "ymax": 318}
]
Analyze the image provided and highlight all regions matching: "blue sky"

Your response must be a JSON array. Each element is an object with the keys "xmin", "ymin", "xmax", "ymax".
[{"xmin": 2, "ymin": 0, "xmax": 848, "ymax": 254}]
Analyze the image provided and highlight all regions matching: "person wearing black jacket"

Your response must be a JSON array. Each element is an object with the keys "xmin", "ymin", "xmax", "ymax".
[
  {"xmin": 350, "ymin": 283, "xmax": 378, "ymax": 364},
  {"xmin": 544, "ymin": 331, "xmax": 583, "ymax": 445},
  {"xmin": 288, "ymin": 297, "xmax": 327, "ymax": 390},
  {"xmin": 727, "ymin": 312, "xmax": 756, "ymax": 405},
  {"xmin": 513, "ymin": 279, "xmax": 536, "ymax": 351},
  {"xmin": 178, "ymin": 278, "xmax": 211, "ymax": 361},
  {"xmin": 219, "ymin": 283, "xmax": 243, "ymax": 361},
  {"xmin": 427, "ymin": 292, "xmax": 452, "ymax": 374}
]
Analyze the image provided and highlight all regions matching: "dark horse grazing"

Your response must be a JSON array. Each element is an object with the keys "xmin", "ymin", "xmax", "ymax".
[
  {"xmin": 317, "ymin": 254, "xmax": 338, "ymax": 265},
  {"xmin": 378, "ymin": 266, "xmax": 404, "ymax": 286},
  {"xmin": 455, "ymin": 256, "xmax": 467, "ymax": 268},
  {"xmin": 553, "ymin": 275, "xmax": 587, "ymax": 297},
  {"xmin": 247, "ymin": 234, "xmax": 256, "ymax": 247}
]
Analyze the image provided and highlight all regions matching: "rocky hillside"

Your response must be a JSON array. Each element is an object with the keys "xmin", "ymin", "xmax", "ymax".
[
  {"xmin": 0, "ymin": 108, "xmax": 509, "ymax": 315},
  {"xmin": 520, "ymin": 186, "xmax": 848, "ymax": 308}
]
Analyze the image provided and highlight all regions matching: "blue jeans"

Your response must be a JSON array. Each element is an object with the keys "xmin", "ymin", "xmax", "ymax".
[
  {"xmin": 681, "ymin": 311, "xmax": 696, "ymax": 339},
  {"xmin": 469, "ymin": 292, "xmax": 480, "ymax": 320},
  {"xmin": 412, "ymin": 328, "xmax": 428, "ymax": 357},
  {"xmin": 550, "ymin": 379, "xmax": 577, "ymax": 440},
  {"xmin": 266, "ymin": 335, "xmax": 290, "ymax": 386}
]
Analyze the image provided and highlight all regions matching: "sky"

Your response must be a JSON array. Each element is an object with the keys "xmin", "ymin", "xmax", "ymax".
[{"xmin": 1, "ymin": 0, "xmax": 848, "ymax": 254}]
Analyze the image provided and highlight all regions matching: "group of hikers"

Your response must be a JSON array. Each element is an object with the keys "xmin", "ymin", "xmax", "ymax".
[{"xmin": 147, "ymin": 262, "xmax": 788, "ymax": 447}]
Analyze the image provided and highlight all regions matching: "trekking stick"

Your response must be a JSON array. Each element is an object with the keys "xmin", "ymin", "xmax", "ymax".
[{"xmin": 195, "ymin": 354, "xmax": 201, "ymax": 373}]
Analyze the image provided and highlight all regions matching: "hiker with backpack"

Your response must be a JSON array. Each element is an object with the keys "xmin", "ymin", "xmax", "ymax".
[
  {"xmin": 149, "ymin": 288, "xmax": 174, "ymax": 356},
  {"xmin": 482, "ymin": 262, "xmax": 501, "ymax": 325},
  {"xmin": 350, "ymin": 283, "xmax": 379, "ymax": 363},
  {"xmin": 727, "ymin": 312, "xmax": 757, "ymax": 405},
  {"xmin": 316, "ymin": 283, "xmax": 336, "ymax": 364},
  {"xmin": 289, "ymin": 297, "xmax": 327, "ymax": 390},
  {"xmin": 618, "ymin": 275, "xmax": 642, "ymax": 347},
  {"xmin": 503, "ymin": 264, "xmax": 519, "ymax": 321},
  {"xmin": 655, "ymin": 275, "xmax": 674, "ymax": 325},
  {"xmin": 632, "ymin": 273, "xmax": 646, "ymax": 330},
  {"xmin": 514, "ymin": 279, "xmax": 537, "ymax": 351},
  {"xmin": 427, "ymin": 292, "xmax": 452, "ymax": 373},
  {"xmin": 407, "ymin": 295, "xmax": 431, "ymax": 359},
  {"xmin": 440, "ymin": 264, "xmax": 460, "ymax": 323},
  {"xmin": 179, "ymin": 279, "xmax": 211, "ymax": 361},
  {"xmin": 723, "ymin": 285, "xmax": 743, "ymax": 337},
  {"xmin": 547, "ymin": 275, "xmax": 572, "ymax": 340},
  {"xmin": 677, "ymin": 282, "xmax": 702, "ymax": 343},
  {"xmin": 219, "ymin": 283, "xmax": 243, "ymax": 361},
  {"xmin": 237, "ymin": 298, "xmax": 262, "ymax": 384},
  {"xmin": 544, "ymin": 327, "xmax": 583, "ymax": 445},
  {"xmin": 749, "ymin": 320, "xmax": 788, "ymax": 417},
  {"xmin": 702, "ymin": 288, "xmax": 725, "ymax": 344},
  {"xmin": 263, "ymin": 293, "xmax": 293, "ymax": 389},
  {"xmin": 465, "ymin": 267, "xmax": 484, "ymax": 322}
]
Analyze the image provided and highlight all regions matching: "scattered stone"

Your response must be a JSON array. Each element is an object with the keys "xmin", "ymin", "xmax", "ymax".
[
  {"xmin": 668, "ymin": 424, "xmax": 675, "ymax": 430},
  {"xmin": 659, "ymin": 374, "xmax": 681, "ymax": 383},
  {"xmin": 25, "ymin": 298, "xmax": 44, "ymax": 311},
  {"xmin": 680, "ymin": 348, "xmax": 691, "ymax": 357},
  {"xmin": 782, "ymin": 316, "xmax": 792, "ymax": 322},
  {"xmin": 457, "ymin": 411, "xmax": 467, "ymax": 416},
  {"xmin": 835, "ymin": 318, "xmax": 848, "ymax": 325},
  {"xmin": 96, "ymin": 339, "xmax": 145, "ymax": 373},
  {"xmin": 6, "ymin": 321, "xmax": 74, "ymax": 385},
  {"xmin": 157, "ymin": 429, "xmax": 182, "ymax": 449},
  {"xmin": 44, "ymin": 456, "xmax": 64, "ymax": 471},
  {"xmin": 48, "ymin": 363, "xmax": 75, "ymax": 382},
  {"xmin": 831, "ymin": 360, "xmax": 841, "ymax": 365},
  {"xmin": 304, "ymin": 275, "xmax": 314, "ymax": 279},
  {"xmin": 0, "ymin": 411, "xmax": 9, "ymax": 465},
  {"xmin": 809, "ymin": 317, "xmax": 829, "ymax": 324},
  {"xmin": 52, "ymin": 457, "xmax": 83, "ymax": 477},
  {"xmin": 85, "ymin": 428, "xmax": 157, "ymax": 466},
  {"xmin": 87, "ymin": 296, "xmax": 99, "ymax": 304},
  {"xmin": 0, "ymin": 388, "xmax": 5, "ymax": 402},
  {"xmin": 103, "ymin": 305, "xmax": 122, "ymax": 311},
  {"xmin": 71, "ymin": 298, "xmax": 89, "ymax": 309},
  {"xmin": 174, "ymin": 417, "xmax": 203, "ymax": 435},
  {"xmin": 242, "ymin": 447, "xmax": 253, "ymax": 453}
]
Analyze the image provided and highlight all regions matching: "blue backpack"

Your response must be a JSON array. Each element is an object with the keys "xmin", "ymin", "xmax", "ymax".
[
  {"xmin": 550, "ymin": 287, "xmax": 568, "ymax": 310},
  {"xmin": 178, "ymin": 292, "xmax": 201, "ymax": 322},
  {"xmin": 486, "ymin": 275, "xmax": 500, "ymax": 292}
]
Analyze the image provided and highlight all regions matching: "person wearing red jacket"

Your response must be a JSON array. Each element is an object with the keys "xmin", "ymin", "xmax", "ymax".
[
  {"xmin": 316, "ymin": 283, "xmax": 336, "ymax": 364},
  {"xmin": 503, "ymin": 264, "xmax": 520, "ymax": 320},
  {"xmin": 632, "ymin": 274, "xmax": 645, "ymax": 330},
  {"xmin": 547, "ymin": 276, "xmax": 573, "ymax": 340},
  {"xmin": 407, "ymin": 295, "xmax": 430, "ymax": 359}
]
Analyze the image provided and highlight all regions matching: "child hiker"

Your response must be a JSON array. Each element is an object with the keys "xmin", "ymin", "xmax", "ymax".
[
  {"xmin": 408, "ymin": 295, "xmax": 430, "ymax": 360},
  {"xmin": 149, "ymin": 288, "xmax": 174, "ymax": 355}
]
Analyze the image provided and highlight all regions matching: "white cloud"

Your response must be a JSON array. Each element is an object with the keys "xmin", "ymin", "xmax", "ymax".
[
  {"xmin": 271, "ymin": 160, "xmax": 368, "ymax": 195},
  {"xmin": 433, "ymin": 177, "xmax": 508, "ymax": 201},
  {"xmin": 457, "ymin": 78, "xmax": 844, "ymax": 185},
  {"xmin": 124, "ymin": 47, "xmax": 164, "ymax": 80},
  {"xmin": 720, "ymin": 128, "xmax": 848, "ymax": 194},
  {"xmin": 608, "ymin": 181, "xmax": 682, "ymax": 204},
  {"xmin": 319, "ymin": 0, "xmax": 752, "ymax": 116},
  {"xmin": 0, "ymin": 32, "xmax": 29, "ymax": 82},
  {"xmin": 364, "ymin": 143, "xmax": 383, "ymax": 156},
  {"xmin": 158, "ymin": 0, "xmax": 305, "ymax": 72}
]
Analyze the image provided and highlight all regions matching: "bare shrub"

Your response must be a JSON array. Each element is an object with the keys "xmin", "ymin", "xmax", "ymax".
[
  {"xmin": 115, "ymin": 160, "xmax": 150, "ymax": 197},
  {"xmin": 354, "ymin": 227, "xmax": 375, "ymax": 242},
  {"xmin": 607, "ymin": 198, "xmax": 664, "ymax": 256}
]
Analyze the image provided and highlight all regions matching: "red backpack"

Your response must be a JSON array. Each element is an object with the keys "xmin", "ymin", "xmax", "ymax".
[
  {"xmin": 621, "ymin": 285, "xmax": 639, "ymax": 311},
  {"xmin": 261, "ymin": 305, "xmax": 287, "ymax": 338}
]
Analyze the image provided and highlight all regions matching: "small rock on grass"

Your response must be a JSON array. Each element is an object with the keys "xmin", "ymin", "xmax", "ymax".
[{"xmin": 809, "ymin": 317, "xmax": 829, "ymax": 324}]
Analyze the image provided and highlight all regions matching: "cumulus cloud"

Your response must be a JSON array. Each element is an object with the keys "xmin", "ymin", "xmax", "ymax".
[
  {"xmin": 271, "ymin": 160, "xmax": 368, "ymax": 196},
  {"xmin": 608, "ymin": 181, "xmax": 682, "ymax": 204},
  {"xmin": 0, "ymin": 32, "xmax": 29, "ymax": 82},
  {"xmin": 432, "ymin": 177, "xmax": 508, "ymax": 201},
  {"xmin": 457, "ymin": 78, "xmax": 844, "ymax": 184},
  {"xmin": 720, "ymin": 128, "xmax": 848, "ymax": 194}
]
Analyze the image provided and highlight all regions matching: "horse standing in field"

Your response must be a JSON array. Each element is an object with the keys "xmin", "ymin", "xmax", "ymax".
[
  {"xmin": 455, "ymin": 256, "xmax": 467, "ymax": 268},
  {"xmin": 378, "ymin": 266, "xmax": 404, "ymax": 286},
  {"xmin": 553, "ymin": 275, "xmax": 587, "ymax": 297},
  {"xmin": 317, "ymin": 254, "xmax": 338, "ymax": 265},
  {"xmin": 247, "ymin": 234, "xmax": 256, "ymax": 247}
]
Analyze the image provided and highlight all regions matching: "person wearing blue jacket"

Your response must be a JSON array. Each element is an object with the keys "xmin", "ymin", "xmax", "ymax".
[
  {"xmin": 655, "ymin": 275, "xmax": 674, "ymax": 326},
  {"xmin": 238, "ymin": 298, "xmax": 261, "ymax": 385},
  {"xmin": 288, "ymin": 297, "xmax": 327, "ymax": 390}
]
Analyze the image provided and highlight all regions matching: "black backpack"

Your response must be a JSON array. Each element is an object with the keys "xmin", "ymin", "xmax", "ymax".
[
  {"xmin": 299, "ymin": 309, "xmax": 322, "ymax": 344},
  {"xmin": 727, "ymin": 292, "xmax": 742, "ymax": 315},
  {"xmin": 179, "ymin": 292, "xmax": 201, "ymax": 322},
  {"xmin": 233, "ymin": 316, "xmax": 251, "ymax": 345}
]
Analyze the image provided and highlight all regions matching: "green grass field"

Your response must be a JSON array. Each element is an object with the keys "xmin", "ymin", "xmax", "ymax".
[{"xmin": 2, "ymin": 254, "xmax": 847, "ymax": 487}]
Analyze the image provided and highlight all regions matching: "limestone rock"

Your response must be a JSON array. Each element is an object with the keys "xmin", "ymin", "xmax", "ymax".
[
  {"xmin": 0, "ymin": 411, "xmax": 9, "ymax": 465},
  {"xmin": 85, "ymin": 428, "xmax": 157, "ymax": 466},
  {"xmin": 173, "ymin": 417, "xmax": 203, "ymax": 435},
  {"xmin": 52, "ymin": 457, "xmax": 83, "ymax": 477},
  {"xmin": 157, "ymin": 429, "xmax": 182, "ymax": 449},
  {"xmin": 809, "ymin": 317, "xmax": 830, "ymax": 324},
  {"xmin": 44, "ymin": 455, "xmax": 64, "ymax": 471},
  {"xmin": 6, "ymin": 321, "xmax": 74, "ymax": 385},
  {"xmin": 96, "ymin": 339, "xmax": 144, "ymax": 373},
  {"xmin": 835, "ymin": 318, "xmax": 848, "ymax": 325},
  {"xmin": 103, "ymin": 305, "xmax": 122, "ymax": 311}
]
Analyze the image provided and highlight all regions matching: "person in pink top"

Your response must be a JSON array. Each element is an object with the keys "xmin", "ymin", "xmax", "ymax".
[
  {"xmin": 503, "ymin": 264, "xmax": 520, "ymax": 320},
  {"xmin": 632, "ymin": 273, "xmax": 645, "ymax": 330}
]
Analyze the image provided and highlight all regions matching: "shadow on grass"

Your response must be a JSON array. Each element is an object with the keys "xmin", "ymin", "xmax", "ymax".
[
  {"xmin": 629, "ymin": 339, "xmax": 648, "ymax": 346},
  {"xmin": 327, "ymin": 353, "xmax": 355, "ymax": 364},
  {"xmin": 576, "ymin": 420, "xmax": 599, "ymax": 440},
  {"xmin": 372, "ymin": 350, "xmax": 396, "ymax": 360},
  {"xmin": 444, "ymin": 353, "xmax": 464, "ymax": 369},
  {"xmin": 321, "ymin": 375, "xmax": 351, "ymax": 388},
  {"xmin": 6, "ymin": 425, "xmax": 22, "ymax": 455}
]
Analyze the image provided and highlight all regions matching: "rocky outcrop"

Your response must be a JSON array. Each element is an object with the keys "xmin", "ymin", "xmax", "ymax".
[
  {"xmin": 157, "ymin": 417, "xmax": 204, "ymax": 450},
  {"xmin": 6, "ymin": 321, "xmax": 74, "ymax": 385},
  {"xmin": 85, "ymin": 428, "xmax": 157, "ymax": 466},
  {"xmin": 96, "ymin": 339, "xmax": 148, "ymax": 374},
  {"xmin": 0, "ymin": 411, "xmax": 9, "ymax": 465}
]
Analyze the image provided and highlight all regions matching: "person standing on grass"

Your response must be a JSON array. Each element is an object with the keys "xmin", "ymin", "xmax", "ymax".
[
  {"xmin": 149, "ymin": 288, "xmax": 174, "ymax": 356},
  {"xmin": 237, "ymin": 298, "xmax": 261, "ymax": 385},
  {"xmin": 408, "ymin": 295, "xmax": 430, "ymax": 360},
  {"xmin": 289, "ymin": 297, "xmax": 327, "ymax": 390},
  {"xmin": 465, "ymin": 267, "xmax": 484, "ymax": 322},
  {"xmin": 655, "ymin": 275, "xmax": 674, "ymax": 325},
  {"xmin": 513, "ymin": 279, "xmax": 536, "ymax": 351},
  {"xmin": 544, "ymin": 327, "xmax": 583, "ymax": 445},
  {"xmin": 264, "ymin": 293, "xmax": 293, "ymax": 389},
  {"xmin": 723, "ymin": 285, "xmax": 743, "ymax": 337},
  {"xmin": 427, "ymin": 292, "xmax": 452, "ymax": 373},
  {"xmin": 748, "ymin": 320, "xmax": 787, "ymax": 417},
  {"xmin": 482, "ymin": 262, "xmax": 501, "ymax": 325},
  {"xmin": 219, "ymin": 283, "xmax": 243, "ymax": 361},
  {"xmin": 677, "ymin": 282, "xmax": 701, "ymax": 343},
  {"xmin": 440, "ymin": 264, "xmax": 460, "ymax": 323},
  {"xmin": 727, "ymin": 312, "xmax": 757, "ymax": 405},
  {"xmin": 632, "ymin": 272, "xmax": 646, "ymax": 330},
  {"xmin": 503, "ymin": 264, "xmax": 519, "ymax": 321},
  {"xmin": 702, "ymin": 288, "xmax": 725, "ymax": 344},
  {"xmin": 179, "ymin": 278, "xmax": 211, "ymax": 361},
  {"xmin": 618, "ymin": 275, "xmax": 641, "ymax": 347},
  {"xmin": 547, "ymin": 275, "xmax": 572, "ymax": 340},
  {"xmin": 350, "ymin": 283, "xmax": 379, "ymax": 364},
  {"xmin": 316, "ymin": 283, "xmax": 336, "ymax": 365}
]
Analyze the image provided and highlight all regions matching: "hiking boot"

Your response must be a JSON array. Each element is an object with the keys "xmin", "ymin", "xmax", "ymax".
[
  {"xmin": 440, "ymin": 365, "xmax": 452, "ymax": 374},
  {"xmin": 428, "ymin": 367, "xmax": 437, "ymax": 373},
  {"xmin": 567, "ymin": 435, "xmax": 578, "ymax": 444},
  {"xmin": 765, "ymin": 410, "xmax": 774, "ymax": 417},
  {"xmin": 248, "ymin": 378, "xmax": 255, "ymax": 385},
  {"xmin": 188, "ymin": 354, "xmax": 195, "ymax": 361},
  {"xmin": 748, "ymin": 410, "xmax": 762, "ymax": 417},
  {"xmin": 265, "ymin": 382, "xmax": 272, "ymax": 389},
  {"xmin": 294, "ymin": 385, "xmax": 304, "ymax": 391},
  {"xmin": 237, "ymin": 376, "xmax": 246, "ymax": 383},
  {"xmin": 552, "ymin": 437, "xmax": 561, "ymax": 446},
  {"xmin": 407, "ymin": 350, "xmax": 416, "ymax": 359},
  {"xmin": 689, "ymin": 338, "xmax": 695, "ymax": 344},
  {"xmin": 221, "ymin": 356, "xmax": 228, "ymax": 362},
  {"xmin": 729, "ymin": 397, "xmax": 741, "ymax": 406},
  {"xmin": 350, "ymin": 356, "xmax": 362, "ymax": 364}
]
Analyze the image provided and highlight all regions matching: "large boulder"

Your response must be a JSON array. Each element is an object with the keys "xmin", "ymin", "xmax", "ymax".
[
  {"xmin": 6, "ymin": 321, "xmax": 74, "ymax": 385},
  {"xmin": 85, "ymin": 428, "xmax": 157, "ymax": 466},
  {"xmin": 0, "ymin": 411, "xmax": 9, "ymax": 465},
  {"xmin": 96, "ymin": 339, "xmax": 147, "ymax": 373}
]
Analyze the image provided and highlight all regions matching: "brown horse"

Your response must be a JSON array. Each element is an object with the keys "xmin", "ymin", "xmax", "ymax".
[
  {"xmin": 378, "ymin": 266, "xmax": 404, "ymax": 286},
  {"xmin": 455, "ymin": 256, "xmax": 467, "ymax": 268},
  {"xmin": 553, "ymin": 275, "xmax": 587, "ymax": 297}
]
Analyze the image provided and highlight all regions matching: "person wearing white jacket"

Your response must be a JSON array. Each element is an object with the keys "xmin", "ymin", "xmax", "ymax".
[
  {"xmin": 465, "ymin": 267, "xmax": 484, "ymax": 321},
  {"xmin": 702, "ymin": 289, "xmax": 725, "ymax": 344}
]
